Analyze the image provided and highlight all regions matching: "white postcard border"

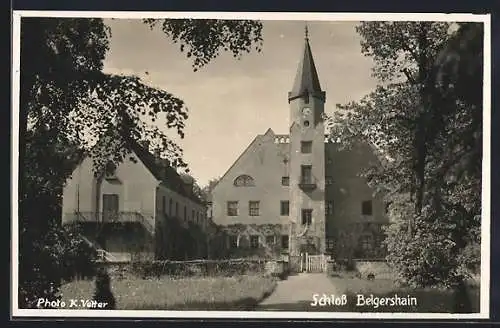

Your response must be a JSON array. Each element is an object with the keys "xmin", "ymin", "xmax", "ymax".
[{"xmin": 11, "ymin": 10, "xmax": 492, "ymax": 320}]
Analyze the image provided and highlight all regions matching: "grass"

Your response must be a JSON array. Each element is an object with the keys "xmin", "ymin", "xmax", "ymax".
[
  {"xmin": 328, "ymin": 273, "xmax": 480, "ymax": 313},
  {"xmin": 60, "ymin": 274, "xmax": 277, "ymax": 310}
]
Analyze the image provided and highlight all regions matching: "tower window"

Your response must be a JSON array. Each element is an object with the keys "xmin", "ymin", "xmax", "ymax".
[
  {"xmin": 227, "ymin": 201, "xmax": 238, "ymax": 216},
  {"xmin": 169, "ymin": 198, "xmax": 173, "ymax": 216},
  {"xmin": 281, "ymin": 176, "xmax": 290, "ymax": 186},
  {"xmin": 362, "ymin": 200, "xmax": 373, "ymax": 216},
  {"xmin": 303, "ymin": 120, "xmax": 310, "ymax": 127},
  {"xmin": 301, "ymin": 209, "xmax": 313, "ymax": 225},
  {"xmin": 301, "ymin": 165, "xmax": 313, "ymax": 184},
  {"xmin": 301, "ymin": 141, "xmax": 313, "ymax": 153},
  {"xmin": 280, "ymin": 200, "xmax": 290, "ymax": 216},
  {"xmin": 249, "ymin": 201, "xmax": 260, "ymax": 216}
]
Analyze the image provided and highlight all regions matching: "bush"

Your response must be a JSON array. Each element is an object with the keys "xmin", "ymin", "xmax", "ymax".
[
  {"xmin": 384, "ymin": 198, "xmax": 479, "ymax": 288},
  {"xmin": 60, "ymin": 224, "xmax": 98, "ymax": 282},
  {"xmin": 457, "ymin": 242, "xmax": 481, "ymax": 274},
  {"xmin": 19, "ymin": 224, "xmax": 66, "ymax": 308},
  {"xmin": 130, "ymin": 259, "xmax": 266, "ymax": 279},
  {"xmin": 19, "ymin": 220, "xmax": 98, "ymax": 308}
]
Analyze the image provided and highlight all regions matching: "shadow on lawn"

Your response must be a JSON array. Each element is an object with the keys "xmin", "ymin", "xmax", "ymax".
[{"xmin": 122, "ymin": 283, "xmax": 278, "ymax": 311}]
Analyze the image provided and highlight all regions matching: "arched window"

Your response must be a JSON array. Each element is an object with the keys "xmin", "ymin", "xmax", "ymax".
[{"xmin": 233, "ymin": 175, "xmax": 255, "ymax": 187}]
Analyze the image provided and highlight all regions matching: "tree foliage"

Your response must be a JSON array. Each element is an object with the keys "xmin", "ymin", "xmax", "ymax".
[
  {"xmin": 143, "ymin": 19, "xmax": 263, "ymax": 71},
  {"xmin": 18, "ymin": 17, "xmax": 263, "ymax": 308},
  {"xmin": 327, "ymin": 22, "xmax": 483, "ymax": 288}
]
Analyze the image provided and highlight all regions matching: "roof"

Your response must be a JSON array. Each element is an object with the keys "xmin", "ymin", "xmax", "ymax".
[
  {"xmin": 125, "ymin": 137, "xmax": 204, "ymax": 205},
  {"xmin": 288, "ymin": 32, "xmax": 325, "ymax": 102}
]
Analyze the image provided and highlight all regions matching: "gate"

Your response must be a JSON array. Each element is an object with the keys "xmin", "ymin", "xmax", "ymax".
[
  {"xmin": 305, "ymin": 253, "xmax": 330, "ymax": 273},
  {"xmin": 288, "ymin": 253, "xmax": 330, "ymax": 273}
]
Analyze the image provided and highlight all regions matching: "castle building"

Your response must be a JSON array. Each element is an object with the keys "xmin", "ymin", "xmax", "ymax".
[{"xmin": 210, "ymin": 28, "xmax": 389, "ymax": 260}]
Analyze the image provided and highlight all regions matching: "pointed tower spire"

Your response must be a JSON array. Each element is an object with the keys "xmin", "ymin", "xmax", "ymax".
[{"xmin": 288, "ymin": 24, "xmax": 325, "ymax": 103}]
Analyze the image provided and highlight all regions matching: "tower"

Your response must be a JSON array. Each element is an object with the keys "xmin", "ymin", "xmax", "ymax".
[{"xmin": 288, "ymin": 25, "xmax": 327, "ymax": 256}]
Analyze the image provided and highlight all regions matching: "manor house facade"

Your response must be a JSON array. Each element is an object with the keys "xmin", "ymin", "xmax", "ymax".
[{"xmin": 210, "ymin": 30, "xmax": 390, "ymax": 260}]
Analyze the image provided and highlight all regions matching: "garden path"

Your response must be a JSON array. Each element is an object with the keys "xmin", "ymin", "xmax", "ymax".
[{"xmin": 256, "ymin": 273, "xmax": 343, "ymax": 311}]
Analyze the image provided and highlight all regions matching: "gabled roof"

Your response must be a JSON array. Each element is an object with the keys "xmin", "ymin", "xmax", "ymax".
[{"xmin": 125, "ymin": 137, "xmax": 203, "ymax": 205}]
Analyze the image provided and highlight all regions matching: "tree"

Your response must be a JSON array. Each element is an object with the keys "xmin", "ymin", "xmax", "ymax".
[
  {"xmin": 356, "ymin": 21, "xmax": 452, "ymax": 233},
  {"xmin": 200, "ymin": 177, "xmax": 220, "ymax": 203},
  {"xmin": 327, "ymin": 22, "xmax": 483, "ymax": 289},
  {"xmin": 18, "ymin": 17, "xmax": 263, "ymax": 308}
]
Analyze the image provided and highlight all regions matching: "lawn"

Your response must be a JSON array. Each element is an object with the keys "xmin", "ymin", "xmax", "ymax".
[
  {"xmin": 60, "ymin": 274, "xmax": 277, "ymax": 310},
  {"xmin": 328, "ymin": 274, "xmax": 480, "ymax": 313}
]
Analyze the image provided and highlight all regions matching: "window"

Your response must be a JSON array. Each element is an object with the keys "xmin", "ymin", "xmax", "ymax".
[
  {"xmin": 281, "ymin": 235, "xmax": 289, "ymax": 249},
  {"xmin": 250, "ymin": 235, "xmax": 260, "ymax": 248},
  {"xmin": 192, "ymin": 209, "xmax": 195, "ymax": 222},
  {"xmin": 280, "ymin": 201, "xmax": 290, "ymax": 216},
  {"xmin": 266, "ymin": 235, "xmax": 275, "ymax": 245},
  {"xmin": 360, "ymin": 234, "xmax": 373, "ymax": 251},
  {"xmin": 326, "ymin": 200, "xmax": 334, "ymax": 215},
  {"xmin": 325, "ymin": 176, "xmax": 334, "ymax": 185},
  {"xmin": 326, "ymin": 238, "xmax": 335, "ymax": 250},
  {"xmin": 234, "ymin": 174, "xmax": 255, "ymax": 187},
  {"xmin": 162, "ymin": 196, "xmax": 167, "ymax": 214},
  {"xmin": 281, "ymin": 176, "xmax": 290, "ymax": 186},
  {"xmin": 249, "ymin": 201, "xmax": 260, "ymax": 216},
  {"xmin": 175, "ymin": 202, "xmax": 179, "ymax": 218},
  {"xmin": 169, "ymin": 198, "xmax": 173, "ymax": 216},
  {"xmin": 302, "ymin": 209, "xmax": 313, "ymax": 225},
  {"xmin": 301, "ymin": 165, "xmax": 312, "ymax": 184},
  {"xmin": 301, "ymin": 141, "xmax": 313, "ymax": 153},
  {"xmin": 104, "ymin": 162, "xmax": 118, "ymax": 179},
  {"xmin": 362, "ymin": 200, "xmax": 373, "ymax": 216},
  {"xmin": 184, "ymin": 206, "xmax": 187, "ymax": 221},
  {"xmin": 229, "ymin": 235, "xmax": 238, "ymax": 248},
  {"xmin": 227, "ymin": 201, "xmax": 238, "ymax": 216}
]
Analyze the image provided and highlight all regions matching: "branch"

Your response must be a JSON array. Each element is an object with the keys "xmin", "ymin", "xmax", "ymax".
[{"xmin": 401, "ymin": 68, "xmax": 417, "ymax": 84}]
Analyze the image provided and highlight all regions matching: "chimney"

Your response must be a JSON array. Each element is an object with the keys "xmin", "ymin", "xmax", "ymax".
[
  {"xmin": 180, "ymin": 174, "xmax": 194, "ymax": 193},
  {"xmin": 154, "ymin": 148, "xmax": 161, "ymax": 160}
]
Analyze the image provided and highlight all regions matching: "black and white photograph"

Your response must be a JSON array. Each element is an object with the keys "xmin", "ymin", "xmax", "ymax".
[{"xmin": 11, "ymin": 11, "xmax": 491, "ymax": 319}]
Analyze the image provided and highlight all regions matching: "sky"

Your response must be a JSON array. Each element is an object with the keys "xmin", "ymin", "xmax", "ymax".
[{"xmin": 102, "ymin": 19, "xmax": 379, "ymax": 186}]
